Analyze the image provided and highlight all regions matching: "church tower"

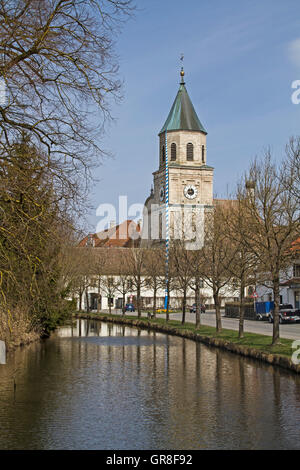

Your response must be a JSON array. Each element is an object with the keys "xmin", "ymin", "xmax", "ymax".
[{"xmin": 142, "ymin": 68, "xmax": 214, "ymax": 248}]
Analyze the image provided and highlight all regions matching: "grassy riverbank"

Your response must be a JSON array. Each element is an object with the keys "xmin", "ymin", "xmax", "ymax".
[{"xmin": 76, "ymin": 312, "xmax": 300, "ymax": 374}]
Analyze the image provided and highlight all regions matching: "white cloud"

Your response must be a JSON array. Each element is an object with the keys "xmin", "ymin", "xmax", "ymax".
[{"xmin": 288, "ymin": 38, "xmax": 300, "ymax": 67}]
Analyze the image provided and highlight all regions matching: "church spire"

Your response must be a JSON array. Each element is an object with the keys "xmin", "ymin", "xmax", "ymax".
[{"xmin": 159, "ymin": 67, "xmax": 207, "ymax": 135}]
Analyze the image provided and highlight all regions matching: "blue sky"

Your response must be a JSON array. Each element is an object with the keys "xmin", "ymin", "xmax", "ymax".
[{"xmin": 87, "ymin": 0, "xmax": 300, "ymax": 231}]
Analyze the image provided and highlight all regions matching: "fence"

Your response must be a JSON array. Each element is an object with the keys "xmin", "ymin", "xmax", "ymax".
[{"xmin": 225, "ymin": 302, "xmax": 256, "ymax": 320}]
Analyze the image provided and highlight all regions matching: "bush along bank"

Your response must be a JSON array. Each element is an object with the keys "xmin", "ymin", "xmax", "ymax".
[{"xmin": 76, "ymin": 312, "xmax": 300, "ymax": 375}]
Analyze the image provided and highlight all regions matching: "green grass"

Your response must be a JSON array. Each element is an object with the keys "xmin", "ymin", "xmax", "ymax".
[{"xmin": 82, "ymin": 312, "xmax": 295, "ymax": 359}]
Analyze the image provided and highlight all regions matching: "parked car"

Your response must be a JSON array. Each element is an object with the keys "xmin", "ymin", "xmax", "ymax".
[
  {"xmin": 189, "ymin": 303, "xmax": 206, "ymax": 313},
  {"xmin": 125, "ymin": 303, "xmax": 135, "ymax": 312},
  {"xmin": 268, "ymin": 304, "xmax": 300, "ymax": 324}
]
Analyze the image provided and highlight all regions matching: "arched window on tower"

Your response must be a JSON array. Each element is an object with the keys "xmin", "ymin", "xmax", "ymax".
[
  {"xmin": 162, "ymin": 145, "xmax": 165, "ymax": 163},
  {"xmin": 187, "ymin": 143, "xmax": 194, "ymax": 161},
  {"xmin": 202, "ymin": 145, "xmax": 205, "ymax": 163},
  {"xmin": 171, "ymin": 143, "xmax": 176, "ymax": 161}
]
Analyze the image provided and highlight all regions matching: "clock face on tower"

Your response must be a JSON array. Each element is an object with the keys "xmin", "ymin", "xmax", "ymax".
[
  {"xmin": 184, "ymin": 184, "xmax": 197, "ymax": 200},
  {"xmin": 159, "ymin": 186, "xmax": 165, "ymax": 202}
]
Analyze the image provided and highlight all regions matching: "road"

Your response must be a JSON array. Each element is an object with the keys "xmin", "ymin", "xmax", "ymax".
[
  {"xmin": 169, "ymin": 311, "xmax": 300, "ymax": 341},
  {"xmin": 100, "ymin": 309, "xmax": 300, "ymax": 341}
]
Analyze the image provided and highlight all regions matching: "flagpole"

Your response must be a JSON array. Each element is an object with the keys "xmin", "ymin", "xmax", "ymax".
[{"xmin": 164, "ymin": 129, "xmax": 169, "ymax": 310}]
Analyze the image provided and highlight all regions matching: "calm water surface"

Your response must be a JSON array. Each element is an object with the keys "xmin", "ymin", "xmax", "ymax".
[{"xmin": 0, "ymin": 319, "xmax": 299, "ymax": 450}]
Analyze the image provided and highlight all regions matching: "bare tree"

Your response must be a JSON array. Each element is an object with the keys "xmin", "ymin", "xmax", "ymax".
[
  {"xmin": 102, "ymin": 275, "xmax": 118, "ymax": 314},
  {"xmin": 0, "ymin": 0, "xmax": 134, "ymax": 206},
  {"xmin": 200, "ymin": 204, "xmax": 235, "ymax": 333},
  {"xmin": 114, "ymin": 251, "xmax": 132, "ymax": 315},
  {"xmin": 0, "ymin": 2, "xmax": 134, "ymax": 345},
  {"xmin": 238, "ymin": 150, "xmax": 299, "ymax": 345},
  {"xmin": 222, "ymin": 199, "xmax": 257, "ymax": 338},
  {"xmin": 92, "ymin": 250, "xmax": 109, "ymax": 313},
  {"xmin": 67, "ymin": 245, "xmax": 96, "ymax": 311},
  {"xmin": 157, "ymin": 248, "xmax": 176, "ymax": 322},
  {"xmin": 188, "ymin": 250, "xmax": 205, "ymax": 328},
  {"xmin": 172, "ymin": 242, "xmax": 193, "ymax": 325},
  {"xmin": 144, "ymin": 249, "xmax": 164, "ymax": 318},
  {"xmin": 128, "ymin": 248, "xmax": 146, "ymax": 318},
  {"xmin": 284, "ymin": 137, "xmax": 300, "ymax": 203}
]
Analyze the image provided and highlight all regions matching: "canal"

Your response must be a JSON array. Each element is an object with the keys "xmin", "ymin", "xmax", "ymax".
[{"xmin": 0, "ymin": 319, "xmax": 299, "ymax": 450}]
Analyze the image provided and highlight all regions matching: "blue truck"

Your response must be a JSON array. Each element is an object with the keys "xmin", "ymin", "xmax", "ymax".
[{"xmin": 255, "ymin": 301, "xmax": 274, "ymax": 321}]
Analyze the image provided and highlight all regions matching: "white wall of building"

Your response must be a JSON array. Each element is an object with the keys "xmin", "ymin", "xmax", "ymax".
[
  {"xmin": 255, "ymin": 262, "xmax": 300, "ymax": 308},
  {"xmin": 78, "ymin": 275, "xmax": 240, "ymax": 311}
]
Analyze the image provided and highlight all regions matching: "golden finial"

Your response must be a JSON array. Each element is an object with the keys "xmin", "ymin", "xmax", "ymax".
[{"xmin": 180, "ymin": 54, "xmax": 185, "ymax": 84}]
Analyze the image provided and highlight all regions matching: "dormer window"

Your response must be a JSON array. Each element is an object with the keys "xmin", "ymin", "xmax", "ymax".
[
  {"xmin": 162, "ymin": 145, "xmax": 165, "ymax": 163},
  {"xmin": 187, "ymin": 142, "xmax": 194, "ymax": 161},
  {"xmin": 171, "ymin": 143, "xmax": 176, "ymax": 161}
]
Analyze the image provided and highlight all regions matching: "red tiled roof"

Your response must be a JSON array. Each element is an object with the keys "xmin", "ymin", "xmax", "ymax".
[
  {"xmin": 291, "ymin": 237, "xmax": 300, "ymax": 252},
  {"xmin": 78, "ymin": 220, "xmax": 141, "ymax": 248}
]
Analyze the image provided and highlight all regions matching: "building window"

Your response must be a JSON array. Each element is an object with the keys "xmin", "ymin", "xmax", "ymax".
[
  {"xmin": 187, "ymin": 143, "xmax": 194, "ymax": 161},
  {"xmin": 171, "ymin": 143, "xmax": 176, "ymax": 161},
  {"xmin": 293, "ymin": 264, "xmax": 300, "ymax": 278},
  {"xmin": 162, "ymin": 145, "xmax": 165, "ymax": 163},
  {"xmin": 202, "ymin": 145, "xmax": 205, "ymax": 163}
]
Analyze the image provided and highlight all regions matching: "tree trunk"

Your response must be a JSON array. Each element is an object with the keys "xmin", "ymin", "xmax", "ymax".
[
  {"xmin": 181, "ymin": 290, "xmax": 186, "ymax": 325},
  {"xmin": 85, "ymin": 288, "xmax": 89, "ymax": 313},
  {"xmin": 97, "ymin": 278, "xmax": 101, "ymax": 313},
  {"xmin": 152, "ymin": 283, "xmax": 157, "ymax": 318},
  {"xmin": 239, "ymin": 279, "xmax": 245, "ymax": 339},
  {"xmin": 272, "ymin": 276, "xmax": 280, "ymax": 345},
  {"xmin": 122, "ymin": 292, "xmax": 126, "ymax": 315},
  {"xmin": 195, "ymin": 277, "xmax": 201, "ymax": 328},
  {"xmin": 137, "ymin": 280, "xmax": 141, "ymax": 318},
  {"xmin": 213, "ymin": 291, "xmax": 222, "ymax": 333}
]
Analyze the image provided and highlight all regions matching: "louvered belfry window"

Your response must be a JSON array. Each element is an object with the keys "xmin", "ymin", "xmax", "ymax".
[
  {"xmin": 162, "ymin": 145, "xmax": 165, "ymax": 163},
  {"xmin": 171, "ymin": 143, "xmax": 176, "ymax": 161},
  {"xmin": 187, "ymin": 143, "xmax": 194, "ymax": 161}
]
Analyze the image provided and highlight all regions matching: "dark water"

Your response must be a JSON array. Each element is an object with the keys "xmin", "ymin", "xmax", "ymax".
[{"xmin": 0, "ymin": 319, "xmax": 299, "ymax": 450}]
